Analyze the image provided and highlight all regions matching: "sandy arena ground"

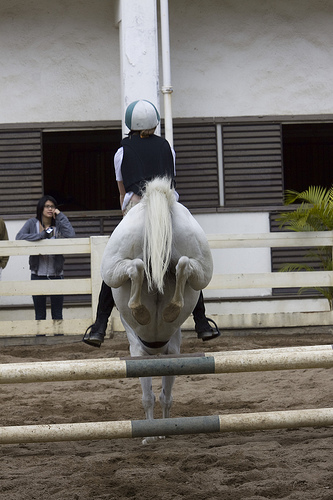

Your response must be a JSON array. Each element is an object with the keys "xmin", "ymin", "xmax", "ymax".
[{"xmin": 1, "ymin": 329, "xmax": 333, "ymax": 500}]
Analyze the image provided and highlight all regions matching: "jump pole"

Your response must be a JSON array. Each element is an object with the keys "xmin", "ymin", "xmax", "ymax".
[
  {"xmin": 210, "ymin": 344, "xmax": 333, "ymax": 356},
  {"xmin": 1, "ymin": 349, "xmax": 333, "ymax": 384},
  {"xmin": 0, "ymin": 408, "xmax": 333, "ymax": 444}
]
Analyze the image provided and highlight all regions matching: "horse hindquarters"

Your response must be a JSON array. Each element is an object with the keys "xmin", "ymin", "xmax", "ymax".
[
  {"xmin": 103, "ymin": 257, "xmax": 151, "ymax": 326},
  {"xmin": 161, "ymin": 202, "xmax": 213, "ymax": 323},
  {"xmin": 163, "ymin": 256, "xmax": 203, "ymax": 323}
]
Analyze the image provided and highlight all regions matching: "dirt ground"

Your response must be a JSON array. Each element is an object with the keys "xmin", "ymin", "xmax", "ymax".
[{"xmin": 1, "ymin": 329, "xmax": 333, "ymax": 500}]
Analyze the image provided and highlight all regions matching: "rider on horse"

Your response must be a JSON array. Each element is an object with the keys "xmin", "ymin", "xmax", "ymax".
[{"xmin": 83, "ymin": 100, "xmax": 220, "ymax": 348}]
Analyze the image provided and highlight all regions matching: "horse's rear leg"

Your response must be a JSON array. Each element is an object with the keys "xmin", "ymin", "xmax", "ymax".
[
  {"xmin": 140, "ymin": 376, "xmax": 161, "ymax": 445},
  {"xmin": 163, "ymin": 256, "xmax": 191, "ymax": 323},
  {"xmin": 159, "ymin": 328, "xmax": 179, "ymax": 420},
  {"xmin": 141, "ymin": 376, "xmax": 175, "ymax": 445},
  {"xmin": 140, "ymin": 376, "xmax": 155, "ymax": 420},
  {"xmin": 128, "ymin": 259, "xmax": 151, "ymax": 325},
  {"xmin": 159, "ymin": 375, "xmax": 175, "ymax": 419}
]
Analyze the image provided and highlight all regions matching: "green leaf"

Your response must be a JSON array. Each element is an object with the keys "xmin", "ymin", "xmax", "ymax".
[{"xmin": 276, "ymin": 184, "xmax": 333, "ymax": 309}]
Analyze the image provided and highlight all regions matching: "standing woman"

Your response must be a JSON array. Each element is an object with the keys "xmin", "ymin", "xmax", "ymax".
[{"xmin": 16, "ymin": 195, "xmax": 75, "ymax": 320}]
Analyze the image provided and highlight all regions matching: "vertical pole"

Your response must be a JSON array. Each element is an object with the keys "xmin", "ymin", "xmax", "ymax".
[
  {"xmin": 116, "ymin": 0, "xmax": 160, "ymax": 138},
  {"xmin": 160, "ymin": 0, "xmax": 173, "ymax": 147}
]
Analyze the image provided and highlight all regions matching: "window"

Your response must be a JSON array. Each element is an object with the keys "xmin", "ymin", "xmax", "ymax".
[
  {"xmin": 282, "ymin": 123, "xmax": 333, "ymax": 193},
  {"xmin": 42, "ymin": 129, "xmax": 122, "ymax": 212}
]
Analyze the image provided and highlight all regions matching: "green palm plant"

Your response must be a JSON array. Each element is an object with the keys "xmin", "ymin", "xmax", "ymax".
[{"xmin": 276, "ymin": 185, "xmax": 333, "ymax": 310}]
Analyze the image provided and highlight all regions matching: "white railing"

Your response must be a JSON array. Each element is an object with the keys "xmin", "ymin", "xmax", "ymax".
[
  {"xmin": 0, "ymin": 236, "xmax": 108, "ymax": 338},
  {"xmin": 0, "ymin": 231, "xmax": 332, "ymax": 337},
  {"xmin": 206, "ymin": 231, "xmax": 333, "ymax": 290}
]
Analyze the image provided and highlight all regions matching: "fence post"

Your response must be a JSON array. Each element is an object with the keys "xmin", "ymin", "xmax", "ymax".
[{"xmin": 90, "ymin": 236, "xmax": 109, "ymax": 320}]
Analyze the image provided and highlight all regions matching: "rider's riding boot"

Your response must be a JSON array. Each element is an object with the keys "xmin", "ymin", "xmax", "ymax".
[
  {"xmin": 193, "ymin": 291, "xmax": 221, "ymax": 341},
  {"xmin": 82, "ymin": 313, "xmax": 109, "ymax": 348},
  {"xmin": 82, "ymin": 282, "xmax": 114, "ymax": 348}
]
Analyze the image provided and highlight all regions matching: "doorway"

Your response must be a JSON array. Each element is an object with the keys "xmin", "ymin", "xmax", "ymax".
[
  {"xmin": 282, "ymin": 123, "xmax": 333, "ymax": 193},
  {"xmin": 43, "ymin": 129, "xmax": 122, "ymax": 212}
]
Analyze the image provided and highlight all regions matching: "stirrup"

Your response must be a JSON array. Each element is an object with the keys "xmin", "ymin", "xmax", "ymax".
[
  {"xmin": 82, "ymin": 325, "xmax": 105, "ymax": 348},
  {"xmin": 196, "ymin": 318, "xmax": 221, "ymax": 342}
]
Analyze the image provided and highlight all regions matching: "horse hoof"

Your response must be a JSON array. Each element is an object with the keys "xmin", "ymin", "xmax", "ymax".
[
  {"xmin": 131, "ymin": 305, "xmax": 151, "ymax": 325},
  {"xmin": 163, "ymin": 302, "xmax": 182, "ymax": 323},
  {"xmin": 142, "ymin": 436, "xmax": 164, "ymax": 445}
]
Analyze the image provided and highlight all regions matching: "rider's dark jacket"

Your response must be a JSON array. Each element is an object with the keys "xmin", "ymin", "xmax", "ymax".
[{"xmin": 120, "ymin": 134, "xmax": 175, "ymax": 195}]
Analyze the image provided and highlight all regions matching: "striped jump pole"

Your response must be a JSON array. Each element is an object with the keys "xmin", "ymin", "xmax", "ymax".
[
  {"xmin": 0, "ymin": 408, "xmax": 333, "ymax": 444},
  {"xmin": 209, "ymin": 344, "xmax": 333, "ymax": 356},
  {"xmin": 1, "ymin": 347, "xmax": 333, "ymax": 384}
]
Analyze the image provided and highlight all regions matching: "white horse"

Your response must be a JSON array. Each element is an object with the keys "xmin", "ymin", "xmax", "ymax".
[{"xmin": 101, "ymin": 177, "xmax": 213, "ymax": 444}]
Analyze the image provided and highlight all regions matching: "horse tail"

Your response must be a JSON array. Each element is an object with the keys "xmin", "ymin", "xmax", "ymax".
[{"xmin": 142, "ymin": 176, "xmax": 175, "ymax": 293}]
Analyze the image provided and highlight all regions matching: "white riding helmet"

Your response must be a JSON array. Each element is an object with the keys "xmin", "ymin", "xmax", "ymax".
[{"xmin": 125, "ymin": 100, "xmax": 160, "ymax": 131}]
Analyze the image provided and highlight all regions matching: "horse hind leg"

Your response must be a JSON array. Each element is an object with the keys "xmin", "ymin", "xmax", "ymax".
[
  {"xmin": 159, "ymin": 375, "xmax": 175, "ymax": 419},
  {"xmin": 143, "ymin": 375, "xmax": 174, "ymax": 443},
  {"xmin": 128, "ymin": 259, "xmax": 151, "ymax": 325},
  {"xmin": 163, "ymin": 256, "xmax": 191, "ymax": 323},
  {"xmin": 158, "ymin": 331, "xmax": 179, "ymax": 440},
  {"xmin": 159, "ymin": 332, "xmax": 179, "ymax": 420},
  {"xmin": 140, "ymin": 376, "xmax": 160, "ymax": 445},
  {"xmin": 141, "ymin": 377, "xmax": 155, "ymax": 420}
]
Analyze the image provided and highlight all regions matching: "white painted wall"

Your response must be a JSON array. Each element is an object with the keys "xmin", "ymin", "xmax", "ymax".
[
  {"xmin": 169, "ymin": 0, "xmax": 333, "ymax": 118},
  {"xmin": 0, "ymin": 0, "xmax": 121, "ymax": 123},
  {"xmin": 0, "ymin": 0, "xmax": 332, "ymax": 124}
]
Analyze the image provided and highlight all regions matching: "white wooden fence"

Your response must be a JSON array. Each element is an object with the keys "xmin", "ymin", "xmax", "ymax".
[
  {"xmin": 0, "ymin": 231, "xmax": 332, "ymax": 337},
  {"xmin": 0, "ymin": 236, "xmax": 108, "ymax": 337}
]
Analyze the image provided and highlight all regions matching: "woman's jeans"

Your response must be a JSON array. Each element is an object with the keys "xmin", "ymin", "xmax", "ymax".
[{"xmin": 31, "ymin": 274, "xmax": 64, "ymax": 320}]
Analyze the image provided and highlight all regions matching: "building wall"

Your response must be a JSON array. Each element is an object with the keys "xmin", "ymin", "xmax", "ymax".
[
  {"xmin": 169, "ymin": 0, "xmax": 333, "ymax": 118},
  {"xmin": 0, "ymin": 0, "xmax": 332, "ymax": 124},
  {"xmin": 0, "ymin": 0, "xmax": 120, "ymax": 123}
]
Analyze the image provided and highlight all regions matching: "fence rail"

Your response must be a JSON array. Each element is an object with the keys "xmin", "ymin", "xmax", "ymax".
[
  {"xmin": 1, "ymin": 348, "xmax": 333, "ymax": 443},
  {"xmin": 0, "ymin": 231, "xmax": 332, "ymax": 337}
]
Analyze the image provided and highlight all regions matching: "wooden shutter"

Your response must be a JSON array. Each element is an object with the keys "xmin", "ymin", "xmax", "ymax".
[
  {"xmin": 0, "ymin": 130, "xmax": 42, "ymax": 216},
  {"xmin": 172, "ymin": 123, "xmax": 219, "ymax": 209},
  {"xmin": 223, "ymin": 124, "xmax": 283, "ymax": 207}
]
